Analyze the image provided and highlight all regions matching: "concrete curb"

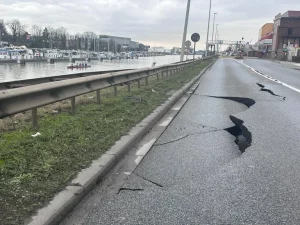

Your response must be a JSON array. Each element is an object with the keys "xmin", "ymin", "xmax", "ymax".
[{"xmin": 26, "ymin": 59, "xmax": 215, "ymax": 225}]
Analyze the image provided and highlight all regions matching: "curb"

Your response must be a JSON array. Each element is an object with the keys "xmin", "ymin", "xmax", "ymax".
[{"xmin": 26, "ymin": 59, "xmax": 215, "ymax": 225}]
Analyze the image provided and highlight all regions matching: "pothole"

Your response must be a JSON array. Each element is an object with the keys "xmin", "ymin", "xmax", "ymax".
[{"xmin": 225, "ymin": 115, "xmax": 252, "ymax": 153}]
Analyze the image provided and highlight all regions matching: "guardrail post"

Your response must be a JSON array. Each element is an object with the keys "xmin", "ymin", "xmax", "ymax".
[
  {"xmin": 32, "ymin": 108, "xmax": 38, "ymax": 129},
  {"xmin": 114, "ymin": 86, "xmax": 117, "ymax": 96},
  {"xmin": 127, "ymin": 82, "xmax": 131, "ymax": 92},
  {"xmin": 138, "ymin": 79, "xmax": 141, "ymax": 88},
  {"xmin": 71, "ymin": 97, "xmax": 76, "ymax": 114},
  {"xmin": 96, "ymin": 90, "xmax": 101, "ymax": 104}
]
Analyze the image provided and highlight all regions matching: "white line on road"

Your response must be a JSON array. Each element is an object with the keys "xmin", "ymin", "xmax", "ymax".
[
  {"xmin": 135, "ymin": 139, "xmax": 157, "ymax": 156},
  {"xmin": 232, "ymin": 59, "xmax": 300, "ymax": 94},
  {"xmin": 159, "ymin": 117, "xmax": 173, "ymax": 127}
]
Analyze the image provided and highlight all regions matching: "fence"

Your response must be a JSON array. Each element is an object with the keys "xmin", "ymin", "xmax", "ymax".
[{"xmin": 0, "ymin": 57, "xmax": 213, "ymax": 128}]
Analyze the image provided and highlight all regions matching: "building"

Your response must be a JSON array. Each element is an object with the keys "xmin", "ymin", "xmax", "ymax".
[
  {"xmin": 272, "ymin": 11, "xmax": 300, "ymax": 61},
  {"xmin": 148, "ymin": 47, "xmax": 165, "ymax": 53},
  {"xmin": 99, "ymin": 35, "xmax": 141, "ymax": 51},
  {"xmin": 258, "ymin": 23, "xmax": 274, "ymax": 41}
]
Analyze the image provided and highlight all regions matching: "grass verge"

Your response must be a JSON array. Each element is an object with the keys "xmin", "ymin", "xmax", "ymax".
[{"xmin": 0, "ymin": 60, "xmax": 212, "ymax": 225}]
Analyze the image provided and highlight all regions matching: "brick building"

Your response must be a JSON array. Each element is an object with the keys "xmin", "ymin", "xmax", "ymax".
[
  {"xmin": 272, "ymin": 11, "xmax": 300, "ymax": 61},
  {"xmin": 258, "ymin": 23, "xmax": 274, "ymax": 41}
]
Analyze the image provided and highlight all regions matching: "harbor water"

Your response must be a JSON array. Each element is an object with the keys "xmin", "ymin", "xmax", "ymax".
[{"xmin": 0, "ymin": 55, "xmax": 193, "ymax": 83}]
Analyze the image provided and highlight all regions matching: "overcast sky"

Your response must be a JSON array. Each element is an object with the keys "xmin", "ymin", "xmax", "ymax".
[{"xmin": 0, "ymin": 0, "xmax": 299, "ymax": 49}]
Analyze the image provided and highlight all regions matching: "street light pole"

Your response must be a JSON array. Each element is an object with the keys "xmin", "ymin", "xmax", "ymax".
[
  {"xmin": 215, "ymin": 24, "xmax": 218, "ymax": 42},
  {"xmin": 215, "ymin": 24, "xmax": 219, "ymax": 55},
  {"xmin": 205, "ymin": 0, "xmax": 212, "ymax": 56},
  {"xmin": 180, "ymin": 0, "xmax": 191, "ymax": 62},
  {"xmin": 212, "ymin": 13, "xmax": 217, "ymax": 43},
  {"xmin": 211, "ymin": 13, "xmax": 217, "ymax": 55}
]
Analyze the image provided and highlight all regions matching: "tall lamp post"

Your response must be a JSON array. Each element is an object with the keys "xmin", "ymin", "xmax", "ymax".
[
  {"xmin": 211, "ymin": 13, "xmax": 217, "ymax": 54},
  {"xmin": 180, "ymin": 0, "xmax": 191, "ymax": 62},
  {"xmin": 215, "ymin": 24, "xmax": 219, "ymax": 55},
  {"xmin": 212, "ymin": 13, "xmax": 217, "ymax": 43},
  {"xmin": 205, "ymin": 0, "xmax": 212, "ymax": 56},
  {"xmin": 0, "ymin": 27, "xmax": 2, "ymax": 47}
]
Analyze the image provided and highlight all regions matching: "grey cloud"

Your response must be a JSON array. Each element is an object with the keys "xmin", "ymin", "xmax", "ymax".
[{"xmin": 0, "ymin": 0, "xmax": 299, "ymax": 49}]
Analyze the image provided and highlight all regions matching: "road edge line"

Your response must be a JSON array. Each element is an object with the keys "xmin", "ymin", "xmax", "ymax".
[
  {"xmin": 232, "ymin": 58, "xmax": 300, "ymax": 94},
  {"xmin": 25, "ymin": 60, "xmax": 216, "ymax": 225}
]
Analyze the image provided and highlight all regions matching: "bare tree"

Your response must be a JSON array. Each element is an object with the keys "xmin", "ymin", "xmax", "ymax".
[
  {"xmin": 0, "ymin": 19, "xmax": 9, "ymax": 42},
  {"xmin": 8, "ymin": 19, "xmax": 21, "ymax": 42},
  {"xmin": 31, "ymin": 25, "xmax": 43, "ymax": 37}
]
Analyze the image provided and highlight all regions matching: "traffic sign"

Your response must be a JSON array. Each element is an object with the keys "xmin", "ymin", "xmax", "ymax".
[
  {"xmin": 185, "ymin": 40, "xmax": 192, "ymax": 48},
  {"xmin": 191, "ymin": 33, "xmax": 200, "ymax": 43}
]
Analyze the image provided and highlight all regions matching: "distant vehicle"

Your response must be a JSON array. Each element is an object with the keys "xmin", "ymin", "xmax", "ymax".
[{"xmin": 235, "ymin": 52, "xmax": 244, "ymax": 59}]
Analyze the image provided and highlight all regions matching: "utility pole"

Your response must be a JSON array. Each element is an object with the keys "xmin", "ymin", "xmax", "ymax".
[
  {"xmin": 212, "ymin": 13, "xmax": 217, "ymax": 55},
  {"xmin": 212, "ymin": 13, "xmax": 217, "ymax": 43},
  {"xmin": 215, "ymin": 24, "xmax": 219, "ymax": 55},
  {"xmin": 180, "ymin": 0, "xmax": 191, "ymax": 62},
  {"xmin": 205, "ymin": 0, "xmax": 212, "ymax": 56}
]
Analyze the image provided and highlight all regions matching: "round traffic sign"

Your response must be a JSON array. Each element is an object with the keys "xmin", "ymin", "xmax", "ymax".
[
  {"xmin": 191, "ymin": 33, "xmax": 200, "ymax": 42},
  {"xmin": 185, "ymin": 40, "xmax": 192, "ymax": 48}
]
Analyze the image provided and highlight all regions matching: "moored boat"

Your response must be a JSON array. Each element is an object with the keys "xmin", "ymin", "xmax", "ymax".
[{"xmin": 67, "ymin": 65, "xmax": 91, "ymax": 69}]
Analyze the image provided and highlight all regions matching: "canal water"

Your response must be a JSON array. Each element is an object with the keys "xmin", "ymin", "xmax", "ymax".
[{"xmin": 0, "ymin": 55, "xmax": 189, "ymax": 83}]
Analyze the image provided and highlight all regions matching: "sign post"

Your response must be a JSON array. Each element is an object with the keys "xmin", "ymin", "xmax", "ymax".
[{"xmin": 191, "ymin": 33, "xmax": 200, "ymax": 61}]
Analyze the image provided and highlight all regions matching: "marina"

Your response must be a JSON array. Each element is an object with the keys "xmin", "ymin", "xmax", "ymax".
[{"xmin": 0, "ymin": 55, "xmax": 189, "ymax": 82}]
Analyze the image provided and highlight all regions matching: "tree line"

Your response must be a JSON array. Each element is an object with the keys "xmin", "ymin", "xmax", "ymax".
[{"xmin": 0, "ymin": 19, "xmax": 147, "ymax": 52}]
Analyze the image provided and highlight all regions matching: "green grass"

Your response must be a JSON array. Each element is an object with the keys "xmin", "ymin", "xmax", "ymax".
[{"xmin": 0, "ymin": 60, "xmax": 212, "ymax": 225}]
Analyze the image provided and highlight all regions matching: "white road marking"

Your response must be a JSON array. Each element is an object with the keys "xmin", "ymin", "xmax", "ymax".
[
  {"xmin": 233, "ymin": 59, "xmax": 300, "ymax": 94},
  {"xmin": 134, "ymin": 156, "xmax": 143, "ymax": 165},
  {"xmin": 172, "ymin": 107, "xmax": 181, "ymax": 111},
  {"xmin": 135, "ymin": 139, "xmax": 157, "ymax": 156},
  {"xmin": 159, "ymin": 117, "xmax": 173, "ymax": 127}
]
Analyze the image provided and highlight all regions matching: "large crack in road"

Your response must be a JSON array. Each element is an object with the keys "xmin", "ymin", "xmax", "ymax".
[
  {"xmin": 257, "ymin": 83, "xmax": 286, "ymax": 100},
  {"xmin": 225, "ymin": 115, "xmax": 252, "ymax": 153}
]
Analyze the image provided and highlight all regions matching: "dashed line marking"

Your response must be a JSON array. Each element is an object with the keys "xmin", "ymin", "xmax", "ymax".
[{"xmin": 233, "ymin": 59, "xmax": 300, "ymax": 94}]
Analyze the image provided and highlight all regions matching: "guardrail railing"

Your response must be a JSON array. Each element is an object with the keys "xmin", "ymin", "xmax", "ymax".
[
  {"xmin": 0, "ymin": 56, "xmax": 214, "ymax": 128},
  {"xmin": 0, "ymin": 69, "xmax": 134, "ymax": 91}
]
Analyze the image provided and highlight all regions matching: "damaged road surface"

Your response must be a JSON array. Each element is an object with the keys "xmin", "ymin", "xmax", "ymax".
[{"xmin": 61, "ymin": 58, "xmax": 300, "ymax": 225}]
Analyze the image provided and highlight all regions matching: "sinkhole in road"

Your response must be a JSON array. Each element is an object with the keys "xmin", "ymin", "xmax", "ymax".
[{"xmin": 225, "ymin": 115, "xmax": 252, "ymax": 153}]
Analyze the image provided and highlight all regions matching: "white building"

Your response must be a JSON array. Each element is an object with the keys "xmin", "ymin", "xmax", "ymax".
[{"xmin": 148, "ymin": 47, "xmax": 165, "ymax": 53}]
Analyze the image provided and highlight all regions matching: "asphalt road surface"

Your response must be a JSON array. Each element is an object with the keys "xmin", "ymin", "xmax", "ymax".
[{"xmin": 61, "ymin": 58, "xmax": 300, "ymax": 225}]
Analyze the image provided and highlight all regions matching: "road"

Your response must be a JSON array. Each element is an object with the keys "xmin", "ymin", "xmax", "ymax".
[{"xmin": 61, "ymin": 58, "xmax": 300, "ymax": 225}]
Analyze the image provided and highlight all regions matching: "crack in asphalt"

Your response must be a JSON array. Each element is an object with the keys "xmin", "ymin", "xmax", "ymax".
[
  {"xmin": 118, "ymin": 188, "xmax": 144, "ymax": 194},
  {"xmin": 207, "ymin": 96, "xmax": 256, "ymax": 108},
  {"xmin": 155, "ymin": 96, "xmax": 256, "ymax": 149},
  {"xmin": 257, "ymin": 83, "xmax": 286, "ymax": 100},
  {"xmin": 135, "ymin": 173, "xmax": 164, "ymax": 187},
  {"xmin": 154, "ymin": 129, "xmax": 220, "ymax": 147},
  {"xmin": 225, "ymin": 115, "xmax": 252, "ymax": 153}
]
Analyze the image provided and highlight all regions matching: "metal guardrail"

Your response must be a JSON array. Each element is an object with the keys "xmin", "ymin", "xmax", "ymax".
[
  {"xmin": 0, "ymin": 57, "xmax": 214, "ymax": 127},
  {"xmin": 0, "ymin": 69, "xmax": 134, "ymax": 90}
]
